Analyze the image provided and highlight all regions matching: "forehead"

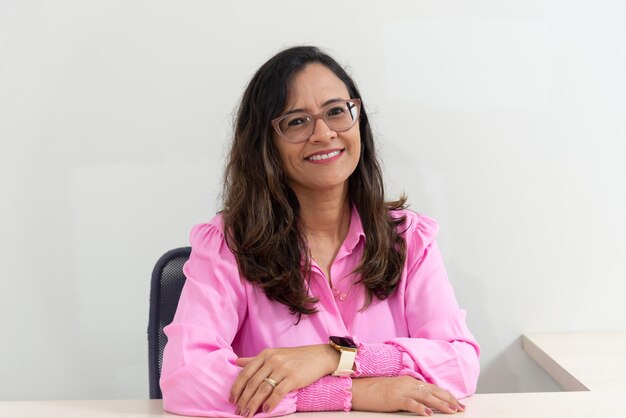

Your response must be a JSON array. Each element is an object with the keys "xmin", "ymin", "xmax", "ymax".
[{"xmin": 286, "ymin": 63, "xmax": 350, "ymax": 110}]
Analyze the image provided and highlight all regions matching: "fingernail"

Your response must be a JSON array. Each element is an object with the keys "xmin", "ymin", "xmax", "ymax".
[
  {"xmin": 235, "ymin": 407, "xmax": 240, "ymax": 415},
  {"xmin": 242, "ymin": 408, "xmax": 249, "ymax": 417},
  {"xmin": 424, "ymin": 407, "xmax": 433, "ymax": 416},
  {"xmin": 449, "ymin": 405, "xmax": 458, "ymax": 412},
  {"xmin": 229, "ymin": 394, "xmax": 234, "ymax": 403},
  {"xmin": 262, "ymin": 403, "xmax": 270, "ymax": 412},
  {"xmin": 458, "ymin": 402, "xmax": 466, "ymax": 411}
]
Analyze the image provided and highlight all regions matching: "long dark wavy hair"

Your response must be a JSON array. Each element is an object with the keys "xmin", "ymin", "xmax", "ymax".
[{"xmin": 222, "ymin": 46, "xmax": 407, "ymax": 318}]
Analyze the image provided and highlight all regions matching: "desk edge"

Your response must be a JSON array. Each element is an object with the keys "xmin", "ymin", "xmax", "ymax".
[{"xmin": 522, "ymin": 334, "xmax": 588, "ymax": 392}]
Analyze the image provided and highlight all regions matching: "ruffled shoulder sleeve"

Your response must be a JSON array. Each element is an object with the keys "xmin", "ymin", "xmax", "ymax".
[
  {"xmin": 392, "ymin": 210, "xmax": 440, "ymax": 274},
  {"xmin": 188, "ymin": 214, "xmax": 227, "ymax": 259}
]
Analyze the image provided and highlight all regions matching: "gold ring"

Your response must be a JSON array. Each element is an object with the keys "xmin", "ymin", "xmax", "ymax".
[
  {"xmin": 417, "ymin": 384, "xmax": 430, "ymax": 393},
  {"xmin": 264, "ymin": 377, "xmax": 278, "ymax": 388}
]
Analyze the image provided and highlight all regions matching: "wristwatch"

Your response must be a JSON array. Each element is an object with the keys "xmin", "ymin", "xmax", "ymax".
[{"xmin": 329, "ymin": 336, "xmax": 358, "ymax": 377}]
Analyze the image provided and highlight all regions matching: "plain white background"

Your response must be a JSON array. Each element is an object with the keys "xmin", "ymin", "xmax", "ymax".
[{"xmin": 1, "ymin": 0, "xmax": 625, "ymax": 401}]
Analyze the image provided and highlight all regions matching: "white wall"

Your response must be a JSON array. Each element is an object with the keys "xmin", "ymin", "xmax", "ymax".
[{"xmin": 1, "ymin": 0, "xmax": 625, "ymax": 400}]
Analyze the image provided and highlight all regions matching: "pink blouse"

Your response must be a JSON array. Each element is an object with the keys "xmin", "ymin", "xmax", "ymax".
[{"xmin": 161, "ymin": 208, "xmax": 480, "ymax": 417}]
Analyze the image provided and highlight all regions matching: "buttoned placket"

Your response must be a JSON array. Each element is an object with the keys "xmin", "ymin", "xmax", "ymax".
[
  {"xmin": 308, "ymin": 234, "xmax": 364, "ymax": 335},
  {"xmin": 308, "ymin": 260, "xmax": 349, "ymax": 336},
  {"xmin": 303, "ymin": 206, "xmax": 366, "ymax": 334}
]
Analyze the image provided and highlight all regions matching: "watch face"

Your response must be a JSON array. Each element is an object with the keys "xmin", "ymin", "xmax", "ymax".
[{"xmin": 330, "ymin": 336, "xmax": 357, "ymax": 349}]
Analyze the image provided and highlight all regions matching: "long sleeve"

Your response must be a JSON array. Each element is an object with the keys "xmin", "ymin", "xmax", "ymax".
[
  {"xmin": 296, "ymin": 376, "xmax": 352, "ymax": 411},
  {"xmin": 160, "ymin": 223, "xmax": 298, "ymax": 417},
  {"xmin": 353, "ymin": 214, "xmax": 480, "ymax": 399}
]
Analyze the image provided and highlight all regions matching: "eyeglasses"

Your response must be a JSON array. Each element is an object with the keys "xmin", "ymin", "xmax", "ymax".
[{"xmin": 271, "ymin": 98, "xmax": 361, "ymax": 143}]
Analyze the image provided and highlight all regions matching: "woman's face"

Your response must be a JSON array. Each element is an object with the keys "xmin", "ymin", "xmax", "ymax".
[{"xmin": 272, "ymin": 63, "xmax": 361, "ymax": 197}]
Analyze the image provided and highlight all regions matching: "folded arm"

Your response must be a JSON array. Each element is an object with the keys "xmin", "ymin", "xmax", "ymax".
[
  {"xmin": 160, "ymin": 223, "xmax": 354, "ymax": 417},
  {"xmin": 353, "ymin": 216, "xmax": 480, "ymax": 398}
]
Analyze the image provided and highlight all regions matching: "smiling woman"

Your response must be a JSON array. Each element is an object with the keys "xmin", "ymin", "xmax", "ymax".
[
  {"xmin": 160, "ymin": 46, "xmax": 480, "ymax": 418},
  {"xmin": 272, "ymin": 65, "xmax": 362, "ymax": 198}
]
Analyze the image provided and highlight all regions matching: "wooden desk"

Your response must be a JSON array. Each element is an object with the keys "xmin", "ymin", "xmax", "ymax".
[{"xmin": 2, "ymin": 333, "xmax": 625, "ymax": 417}]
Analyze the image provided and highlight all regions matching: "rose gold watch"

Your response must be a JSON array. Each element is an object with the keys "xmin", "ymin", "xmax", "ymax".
[{"xmin": 329, "ymin": 336, "xmax": 358, "ymax": 377}]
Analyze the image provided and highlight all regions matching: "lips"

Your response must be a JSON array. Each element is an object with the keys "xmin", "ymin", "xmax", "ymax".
[{"xmin": 305, "ymin": 149, "xmax": 344, "ymax": 161}]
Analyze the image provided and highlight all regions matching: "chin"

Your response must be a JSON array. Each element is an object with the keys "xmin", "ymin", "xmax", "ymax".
[{"xmin": 310, "ymin": 179, "xmax": 350, "ymax": 191}]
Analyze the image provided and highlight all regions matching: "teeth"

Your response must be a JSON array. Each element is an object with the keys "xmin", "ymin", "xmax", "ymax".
[{"xmin": 308, "ymin": 150, "xmax": 341, "ymax": 161}]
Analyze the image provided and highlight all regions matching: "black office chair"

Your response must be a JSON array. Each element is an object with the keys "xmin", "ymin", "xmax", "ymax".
[{"xmin": 148, "ymin": 247, "xmax": 191, "ymax": 399}]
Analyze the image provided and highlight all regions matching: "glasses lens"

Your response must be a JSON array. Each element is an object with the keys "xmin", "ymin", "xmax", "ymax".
[
  {"xmin": 324, "ymin": 100, "xmax": 360, "ymax": 132},
  {"xmin": 278, "ymin": 113, "xmax": 312, "ymax": 142}
]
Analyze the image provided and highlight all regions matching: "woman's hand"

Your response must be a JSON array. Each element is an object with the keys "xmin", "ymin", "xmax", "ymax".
[
  {"xmin": 231, "ymin": 344, "xmax": 338, "ymax": 417},
  {"xmin": 352, "ymin": 376, "xmax": 466, "ymax": 416}
]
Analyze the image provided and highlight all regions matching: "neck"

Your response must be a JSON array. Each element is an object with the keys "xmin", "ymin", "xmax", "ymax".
[{"xmin": 294, "ymin": 185, "xmax": 351, "ymax": 241}]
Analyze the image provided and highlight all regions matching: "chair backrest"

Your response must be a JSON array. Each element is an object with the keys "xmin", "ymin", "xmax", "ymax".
[{"xmin": 147, "ymin": 247, "xmax": 191, "ymax": 399}]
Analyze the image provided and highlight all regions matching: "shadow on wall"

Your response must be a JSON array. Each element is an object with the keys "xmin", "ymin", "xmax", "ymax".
[
  {"xmin": 477, "ymin": 336, "xmax": 562, "ymax": 393},
  {"xmin": 447, "ymin": 266, "xmax": 563, "ymax": 394}
]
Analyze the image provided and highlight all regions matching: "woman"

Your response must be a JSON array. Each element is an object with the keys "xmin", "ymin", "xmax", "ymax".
[{"xmin": 161, "ymin": 46, "xmax": 480, "ymax": 417}]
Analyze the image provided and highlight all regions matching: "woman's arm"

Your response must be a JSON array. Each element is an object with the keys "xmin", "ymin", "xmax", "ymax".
[
  {"xmin": 161, "ymin": 223, "xmax": 354, "ymax": 417},
  {"xmin": 231, "ymin": 344, "xmax": 346, "ymax": 416},
  {"xmin": 161, "ymin": 223, "xmax": 300, "ymax": 417},
  {"xmin": 353, "ymin": 215, "xmax": 480, "ymax": 398}
]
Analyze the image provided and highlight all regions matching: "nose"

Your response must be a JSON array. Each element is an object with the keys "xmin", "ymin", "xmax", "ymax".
[{"xmin": 308, "ymin": 117, "xmax": 336, "ymax": 143}]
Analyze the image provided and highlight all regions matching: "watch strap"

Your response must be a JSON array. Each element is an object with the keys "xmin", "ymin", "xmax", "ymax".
[{"xmin": 332, "ymin": 348, "xmax": 356, "ymax": 377}]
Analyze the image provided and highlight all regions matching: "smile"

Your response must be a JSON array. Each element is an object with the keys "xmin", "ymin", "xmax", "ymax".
[{"xmin": 306, "ymin": 150, "xmax": 343, "ymax": 161}]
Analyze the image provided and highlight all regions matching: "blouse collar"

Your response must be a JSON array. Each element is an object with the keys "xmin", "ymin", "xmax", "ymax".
[{"xmin": 334, "ymin": 205, "xmax": 366, "ymax": 261}]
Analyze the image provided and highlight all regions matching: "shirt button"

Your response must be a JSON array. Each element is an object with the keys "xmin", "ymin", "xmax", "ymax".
[{"xmin": 339, "ymin": 293, "xmax": 347, "ymax": 301}]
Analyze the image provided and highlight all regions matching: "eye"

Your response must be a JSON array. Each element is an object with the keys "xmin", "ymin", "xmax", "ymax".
[
  {"xmin": 326, "ymin": 105, "xmax": 346, "ymax": 118},
  {"xmin": 285, "ymin": 114, "xmax": 311, "ymax": 129}
]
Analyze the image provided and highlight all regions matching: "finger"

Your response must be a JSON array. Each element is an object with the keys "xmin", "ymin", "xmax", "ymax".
[
  {"xmin": 261, "ymin": 379, "xmax": 293, "ymax": 413},
  {"xmin": 243, "ymin": 376, "xmax": 278, "ymax": 418},
  {"xmin": 422, "ymin": 396, "xmax": 459, "ymax": 414},
  {"xmin": 400, "ymin": 398, "xmax": 433, "ymax": 416},
  {"xmin": 236, "ymin": 365, "xmax": 273, "ymax": 414},
  {"xmin": 410, "ymin": 384, "xmax": 457, "ymax": 414},
  {"xmin": 429, "ymin": 386, "xmax": 463, "ymax": 412},
  {"xmin": 235, "ymin": 357, "xmax": 253, "ymax": 367},
  {"xmin": 421, "ymin": 393, "xmax": 459, "ymax": 414},
  {"xmin": 231, "ymin": 357, "xmax": 265, "ymax": 405}
]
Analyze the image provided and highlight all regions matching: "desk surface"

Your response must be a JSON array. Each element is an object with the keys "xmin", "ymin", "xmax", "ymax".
[
  {"xmin": 2, "ymin": 332, "xmax": 625, "ymax": 418},
  {"xmin": 522, "ymin": 332, "xmax": 626, "ymax": 392}
]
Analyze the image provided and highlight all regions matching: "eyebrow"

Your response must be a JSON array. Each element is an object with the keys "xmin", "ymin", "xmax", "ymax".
[{"xmin": 282, "ymin": 97, "xmax": 346, "ymax": 116}]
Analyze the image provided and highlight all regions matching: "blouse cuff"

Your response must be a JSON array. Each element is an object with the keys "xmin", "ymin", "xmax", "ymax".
[
  {"xmin": 353, "ymin": 343, "xmax": 403, "ymax": 377},
  {"xmin": 296, "ymin": 375, "xmax": 352, "ymax": 412}
]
